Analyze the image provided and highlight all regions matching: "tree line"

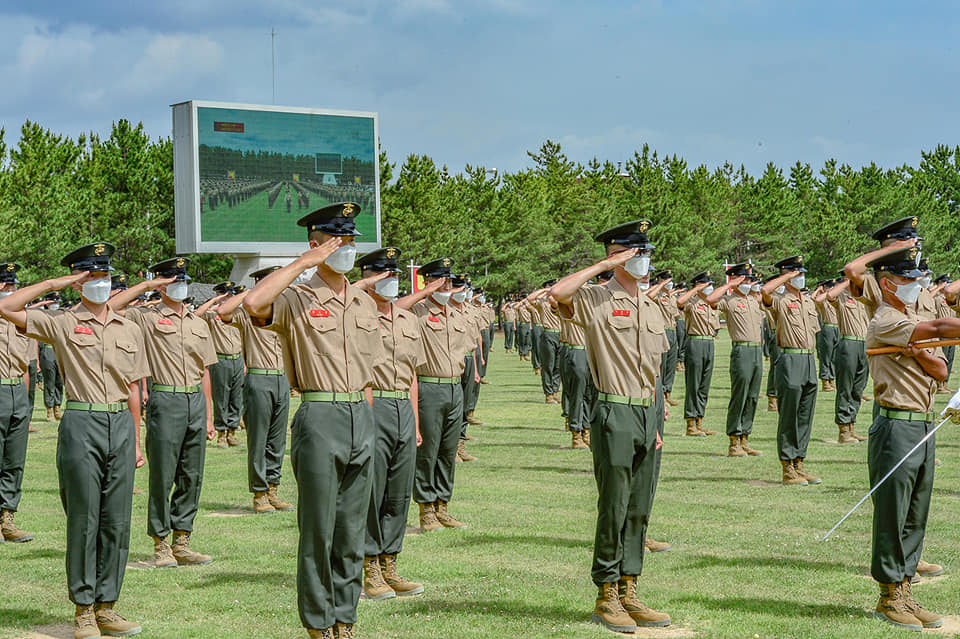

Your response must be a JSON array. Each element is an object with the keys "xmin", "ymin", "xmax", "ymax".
[{"xmin": 1, "ymin": 118, "xmax": 958, "ymax": 296}]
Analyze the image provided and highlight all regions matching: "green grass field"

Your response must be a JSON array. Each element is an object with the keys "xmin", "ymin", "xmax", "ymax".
[
  {"xmin": 4, "ymin": 331, "xmax": 960, "ymax": 638},
  {"xmin": 201, "ymin": 189, "xmax": 332, "ymax": 243}
]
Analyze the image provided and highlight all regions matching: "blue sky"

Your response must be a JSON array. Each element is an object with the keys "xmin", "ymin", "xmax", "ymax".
[{"xmin": 1, "ymin": 1, "xmax": 959, "ymax": 178}]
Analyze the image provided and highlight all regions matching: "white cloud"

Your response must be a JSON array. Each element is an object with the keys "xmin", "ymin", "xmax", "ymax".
[{"xmin": 123, "ymin": 34, "xmax": 225, "ymax": 97}]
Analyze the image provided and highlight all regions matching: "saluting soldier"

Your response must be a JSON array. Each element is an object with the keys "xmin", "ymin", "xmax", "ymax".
[
  {"xmin": 516, "ymin": 298, "xmax": 532, "ymax": 361},
  {"xmin": 717, "ymin": 264, "xmax": 764, "ymax": 457},
  {"xmin": 502, "ymin": 297, "xmax": 517, "ymax": 353},
  {"xmin": 0, "ymin": 243, "xmax": 147, "ymax": 638},
  {"xmin": 528, "ymin": 292, "xmax": 544, "ymax": 374},
  {"xmin": 814, "ymin": 281, "xmax": 839, "ymax": 391},
  {"xmin": 863, "ymin": 247, "xmax": 960, "ymax": 630},
  {"xmin": 552, "ymin": 219, "xmax": 671, "ymax": 634},
  {"xmin": 762, "ymin": 275, "xmax": 783, "ymax": 412},
  {"xmin": 216, "ymin": 268, "xmax": 294, "ymax": 515},
  {"xmin": 825, "ymin": 276, "xmax": 870, "ymax": 443},
  {"xmin": 38, "ymin": 291, "xmax": 65, "ymax": 421},
  {"xmin": 0, "ymin": 263, "xmax": 35, "ymax": 544},
  {"xmin": 933, "ymin": 274, "xmax": 957, "ymax": 392},
  {"xmin": 353, "ymin": 248, "xmax": 426, "ymax": 601},
  {"xmin": 111, "ymin": 257, "xmax": 219, "ymax": 568},
  {"xmin": 205, "ymin": 281, "xmax": 246, "ymax": 448},
  {"xmin": 532, "ymin": 280, "xmax": 562, "ymax": 404},
  {"xmin": 676, "ymin": 271, "xmax": 725, "ymax": 437},
  {"xmin": 558, "ymin": 289, "xmax": 592, "ymax": 448},
  {"xmin": 451, "ymin": 275, "xmax": 482, "ymax": 461},
  {"xmin": 653, "ymin": 270, "xmax": 681, "ymax": 408},
  {"xmin": 243, "ymin": 202, "xmax": 384, "ymax": 639},
  {"xmin": 477, "ymin": 289, "xmax": 493, "ymax": 384},
  {"xmin": 761, "ymin": 255, "xmax": 821, "ymax": 486}
]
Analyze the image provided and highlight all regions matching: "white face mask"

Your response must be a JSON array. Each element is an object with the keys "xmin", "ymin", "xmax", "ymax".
[
  {"xmin": 0, "ymin": 291, "xmax": 11, "ymax": 299},
  {"xmin": 639, "ymin": 281, "xmax": 650, "ymax": 290},
  {"xmin": 737, "ymin": 284, "xmax": 752, "ymax": 295},
  {"xmin": 790, "ymin": 274, "xmax": 806, "ymax": 290},
  {"xmin": 776, "ymin": 285, "xmax": 786, "ymax": 295},
  {"xmin": 465, "ymin": 289, "xmax": 474, "ymax": 302},
  {"xmin": 477, "ymin": 295, "xmax": 486, "ymax": 304},
  {"xmin": 374, "ymin": 276, "xmax": 399, "ymax": 300},
  {"xmin": 432, "ymin": 291, "xmax": 451, "ymax": 306},
  {"xmin": 324, "ymin": 244, "xmax": 357, "ymax": 274},
  {"xmin": 451, "ymin": 290, "xmax": 468, "ymax": 304},
  {"xmin": 751, "ymin": 284, "xmax": 761, "ymax": 293},
  {"xmin": 893, "ymin": 280, "xmax": 923, "ymax": 305},
  {"xmin": 81, "ymin": 278, "xmax": 112, "ymax": 304},
  {"xmin": 49, "ymin": 303, "xmax": 60, "ymax": 311},
  {"xmin": 624, "ymin": 255, "xmax": 651, "ymax": 279},
  {"xmin": 165, "ymin": 281, "xmax": 189, "ymax": 302},
  {"xmin": 664, "ymin": 281, "xmax": 674, "ymax": 291},
  {"xmin": 920, "ymin": 276, "xmax": 932, "ymax": 289},
  {"xmin": 703, "ymin": 285, "xmax": 715, "ymax": 296}
]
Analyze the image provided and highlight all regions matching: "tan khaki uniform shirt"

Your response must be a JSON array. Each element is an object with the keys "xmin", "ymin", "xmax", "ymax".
[
  {"xmin": 527, "ymin": 302, "xmax": 542, "ymax": 326},
  {"xmin": 503, "ymin": 306, "xmax": 517, "ymax": 325},
  {"xmin": 935, "ymin": 294, "xmax": 957, "ymax": 320},
  {"xmin": 0, "ymin": 317, "xmax": 32, "ymax": 378},
  {"xmin": 456, "ymin": 304, "xmax": 483, "ymax": 350},
  {"xmin": 917, "ymin": 289, "xmax": 936, "ymax": 320},
  {"xmin": 372, "ymin": 305, "xmax": 426, "ymax": 391},
  {"xmin": 265, "ymin": 274, "xmax": 382, "ymax": 393},
  {"xmin": 25, "ymin": 306, "xmax": 148, "ymax": 403},
  {"xmin": 767, "ymin": 292, "xmax": 819, "ymax": 349},
  {"xmin": 832, "ymin": 289, "xmax": 869, "ymax": 338},
  {"xmin": 816, "ymin": 298, "xmax": 838, "ymax": 325},
  {"xmin": 718, "ymin": 294, "xmax": 763, "ymax": 343},
  {"xmin": 410, "ymin": 297, "xmax": 472, "ymax": 378},
  {"xmin": 867, "ymin": 302, "xmax": 942, "ymax": 413},
  {"xmin": 205, "ymin": 310, "xmax": 242, "ymax": 355},
  {"xmin": 231, "ymin": 310, "xmax": 284, "ymax": 370},
  {"xmin": 683, "ymin": 296, "xmax": 718, "ymax": 337},
  {"xmin": 656, "ymin": 291, "xmax": 680, "ymax": 326},
  {"xmin": 856, "ymin": 271, "xmax": 883, "ymax": 319},
  {"xmin": 536, "ymin": 299, "xmax": 562, "ymax": 332},
  {"xmin": 128, "ymin": 304, "xmax": 219, "ymax": 387},
  {"xmin": 569, "ymin": 279, "xmax": 668, "ymax": 399},
  {"xmin": 560, "ymin": 315, "xmax": 586, "ymax": 347}
]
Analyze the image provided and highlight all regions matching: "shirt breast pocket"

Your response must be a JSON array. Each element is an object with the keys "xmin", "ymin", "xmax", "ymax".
[
  {"xmin": 355, "ymin": 315, "xmax": 379, "ymax": 359},
  {"xmin": 115, "ymin": 338, "xmax": 140, "ymax": 381},
  {"xmin": 607, "ymin": 313, "xmax": 634, "ymax": 331},
  {"xmin": 69, "ymin": 332, "xmax": 97, "ymax": 348},
  {"xmin": 307, "ymin": 313, "xmax": 336, "ymax": 334}
]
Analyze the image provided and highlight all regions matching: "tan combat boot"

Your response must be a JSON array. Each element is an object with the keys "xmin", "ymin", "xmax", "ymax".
[
  {"xmin": 696, "ymin": 417, "xmax": 717, "ymax": 436},
  {"xmin": 1, "ymin": 509, "xmax": 33, "ymax": 542},
  {"xmin": 94, "ymin": 602, "xmax": 141, "ymax": 637},
  {"xmin": 794, "ymin": 458, "xmax": 821, "ymax": 485},
  {"xmin": 46, "ymin": 406, "xmax": 55, "ymax": 422},
  {"xmin": 74, "ymin": 604, "xmax": 101, "ymax": 639},
  {"xmin": 226, "ymin": 428, "xmax": 241, "ymax": 447},
  {"xmin": 767, "ymin": 396, "xmax": 778, "ymax": 412},
  {"xmin": 306, "ymin": 628, "xmax": 334, "ymax": 639},
  {"xmin": 268, "ymin": 484, "xmax": 295, "ymax": 511},
  {"xmin": 902, "ymin": 578, "xmax": 943, "ymax": 628},
  {"xmin": 664, "ymin": 391, "xmax": 679, "ymax": 406},
  {"xmin": 848, "ymin": 423, "xmax": 868, "ymax": 442},
  {"xmin": 740, "ymin": 435, "xmax": 762, "ymax": 456},
  {"xmin": 618, "ymin": 575, "xmax": 671, "ymax": 627},
  {"xmin": 676, "ymin": 361, "xmax": 685, "ymax": 372},
  {"xmin": 216, "ymin": 431, "xmax": 228, "ymax": 448},
  {"xmin": 466, "ymin": 410, "xmax": 484, "ymax": 425},
  {"xmin": 821, "ymin": 379, "xmax": 831, "ymax": 392},
  {"xmin": 464, "ymin": 432, "xmax": 477, "ymax": 441},
  {"xmin": 838, "ymin": 424, "xmax": 857, "ymax": 444},
  {"xmin": 54, "ymin": 405, "xmax": 63, "ymax": 420},
  {"xmin": 362, "ymin": 556, "xmax": 396, "ymax": 600},
  {"xmin": 418, "ymin": 502, "xmax": 443, "ymax": 532},
  {"xmin": 380, "ymin": 553, "xmax": 424, "ymax": 596},
  {"xmin": 874, "ymin": 581, "xmax": 922, "ymax": 630},
  {"xmin": 253, "ymin": 491, "xmax": 275, "ymax": 514},
  {"xmin": 916, "ymin": 559, "xmax": 944, "ymax": 577},
  {"xmin": 334, "ymin": 622, "xmax": 353, "ymax": 638},
  {"xmin": 171, "ymin": 530, "xmax": 212, "ymax": 566},
  {"xmin": 685, "ymin": 418, "xmax": 705, "ymax": 437},
  {"xmin": 572, "ymin": 431, "xmax": 588, "ymax": 449},
  {"xmin": 457, "ymin": 440, "xmax": 477, "ymax": 462},
  {"xmin": 644, "ymin": 537, "xmax": 671, "ymax": 553},
  {"xmin": 435, "ymin": 500, "xmax": 467, "ymax": 529},
  {"xmin": 728, "ymin": 436, "xmax": 747, "ymax": 457},
  {"xmin": 591, "ymin": 582, "xmax": 637, "ymax": 634},
  {"xmin": 534, "ymin": 368, "xmax": 542, "ymax": 376},
  {"xmin": 582, "ymin": 429, "xmax": 591, "ymax": 447},
  {"xmin": 780, "ymin": 460, "xmax": 808, "ymax": 486},
  {"xmin": 152, "ymin": 536, "xmax": 177, "ymax": 568}
]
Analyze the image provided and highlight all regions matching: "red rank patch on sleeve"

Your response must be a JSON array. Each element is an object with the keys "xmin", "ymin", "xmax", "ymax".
[
  {"xmin": 158, "ymin": 318, "xmax": 173, "ymax": 325},
  {"xmin": 428, "ymin": 316, "xmax": 441, "ymax": 322},
  {"xmin": 310, "ymin": 309, "xmax": 330, "ymax": 318},
  {"xmin": 612, "ymin": 310, "xmax": 630, "ymax": 317},
  {"xmin": 74, "ymin": 326, "xmax": 93, "ymax": 335}
]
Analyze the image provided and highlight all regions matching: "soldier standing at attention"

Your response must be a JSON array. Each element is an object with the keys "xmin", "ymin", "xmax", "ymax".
[
  {"xmin": 0, "ymin": 243, "xmax": 147, "ymax": 638},
  {"xmin": 716, "ymin": 264, "xmax": 764, "ymax": 457},
  {"xmin": 763, "ymin": 275, "xmax": 783, "ymax": 413},
  {"xmin": 825, "ymin": 277, "xmax": 870, "ymax": 443},
  {"xmin": 216, "ymin": 268, "xmax": 295, "ymax": 515},
  {"xmin": 933, "ymin": 274, "xmax": 956, "ymax": 392},
  {"xmin": 863, "ymin": 247, "xmax": 960, "ymax": 630},
  {"xmin": 450, "ymin": 276, "xmax": 482, "ymax": 462},
  {"xmin": 676, "ymin": 271, "xmax": 725, "ymax": 437},
  {"xmin": 243, "ymin": 202, "xmax": 384, "ymax": 639},
  {"xmin": 552, "ymin": 220, "xmax": 671, "ymax": 634},
  {"xmin": 353, "ymin": 248, "xmax": 426, "ymax": 601},
  {"xmin": 502, "ymin": 297, "xmax": 517, "ymax": 353},
  {"xmin": 205, "ymin": 281, "xmax": 245, "ymax": 449},
  {"xmin": 814, "ymin": 281, "xmax": 839, "ymax": 391},
  {"xmin": 0, "ymin": 263, "xmax": 35, "ymax": 543},
  {"xmin": 533, "ymin": 280, "xmax": 562, "ymax": 405},
  {"xmin": 761, "ymin": 256, "xmax": 821, "ymax": 487},
  {"xmin": 517, "ymin": 298, "xmax": 532, "ymax": 361},
  {"xmin": 110, "ymin": 258, "xmax": 219, "ymax": 568},
  {"xmin": 477, "ymin": 289, "xmax": 493, "ymax": 384}
]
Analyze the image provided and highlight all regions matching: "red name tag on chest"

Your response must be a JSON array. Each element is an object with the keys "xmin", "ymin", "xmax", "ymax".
[
  {"xmin": 310, "ymin": 309, "xmax": 330, "ymax": 318},
  {"xmin": 158, "ymin": 318, "xmax": 173, "ymax": 325},
  {"xmin": 787, "ymin": 303, "xmax": 799, "ymax": 310},
  {"xmin": 846, "ymin": 299, "xmax": 856, "ymax": 305},
  {"xmin": 612, "ymin": 310, "xmax": 630, "ymax": 317},
  {"xmin": 736, "ymin": 303, "xmax": 746, "ymax": 309},
  {"xmin": 74, "ymin": 326, "xmax": 93, "ymax": 335},
  {"xmin": 697, "ymin": 305, "xmax": 706, "ymax": 311},
  {"xmin": 428, "ymin": 316, "xmax": 441, "ymax": 323}
]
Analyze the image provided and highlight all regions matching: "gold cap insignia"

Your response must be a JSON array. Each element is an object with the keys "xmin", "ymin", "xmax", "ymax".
[
  {"xmin": 6, "ymin": 264, "xmax": 14, "ymax": 272},
  {"xmin": 176, "ymin": 258, "xmax": 185, "ymax": 268},
  {"xmin": 442, "ymin": 258, "xmax": 451, "ymax": 267},
  {"xmin": 119, "ymin": 274, "xmax": 126, "ymax": 281},
  {"xmin": 342, "ymin": 203, "xmax": 356, "ymax": 216},
  {"xmin": 94, "ymin": 243, "xmax": 106, "ymax": 256},
  {"xmin": 638, "ymin": 220, "xmax": 650, "ymax": 233},
  {"xmin": 798, "ymin": 255, "xmax": 803, "ymax": 262},
  {"xmin": 386, "ymin": 248, "xmax": 397, "ymax": 258},
  {"xmin": 911, "ymin": 217, "xmax": 918, "ymax": 228},
  {"xmin": 909, "ymin": 247, "xmax": 918, "ymax": 259},
  {"xmin": 705, "ymin": 271, "xmax": 711, "ymax": 277}
]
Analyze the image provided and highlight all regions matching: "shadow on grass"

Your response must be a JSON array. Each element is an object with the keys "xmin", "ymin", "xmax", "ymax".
[
  {"xmin": 184, "ymin": 570, "xmax": 292, "ymax": 589},
  {"xmin": 0, "ymin": 606, "xmax": 62, "ymax": 630},
  {"xmin": 390, "ymin": 597, "xmax": 586, "ymax": 624},
  {"xmin": 14, "ymin": 547, "xmax": 64, "ymax": 561},
  {"xmin": 480, "ymin": 442, "xmax": 559, "ymax": 450},
  {"xmin": 448, "ymin": 531, "xmax": 590, "ymax": 550},
  {"xmin": 513, "ymin": 465, "xmax": 594, "ymax": 475},
  {"xmin": 684, "ymin": 552, "xmax": 855, "ymax": 574},
  {"xmin": 672, "ymin": 593, "xmax": 867, "ymax": 620}
]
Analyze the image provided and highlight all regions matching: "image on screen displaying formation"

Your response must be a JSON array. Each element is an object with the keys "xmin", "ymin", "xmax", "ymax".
[{"xmin": 197, "ymin": 106, "xmax": 378, "ymax": 243}]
